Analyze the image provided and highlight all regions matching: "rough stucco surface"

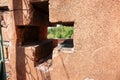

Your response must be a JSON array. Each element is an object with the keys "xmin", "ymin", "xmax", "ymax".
[
  {"xmin": 30, "ymin": 0, "xmax": 48, "ymax": 3},
  {"xmin": 1, "ymin": 0, "xmax": 120, "ymax": 80},
  {"xmin": 0, "ymin": 0, "xmax": 13, "ymax": 10},
  {"xmin": 1, "ymin": 6, "xmax": 17, "ymax": 80},
  {"xmin": 16, "ymin": 46, "xmax": 42, "ymax": 80},
  {"xmin": 49, "ymin": 0, "xmax": 120, "ymax": 80},
  {"xmin": 13, "ymin": 0, "xmax": 49, "ymax": 26},
  {"xmin": 13, "ymin": 0, "xmax": 34, "ymax": 25},
  {"xmin": 49, "ymin": 0, "xmax": 77, "ymax": 22},
  {"xmin": 0, "ymin": 0, "xmax": 48, "ymax": 80},
  {"xmin": 0, "ymin": 0, "xmax": 9, "ymax": 7}
]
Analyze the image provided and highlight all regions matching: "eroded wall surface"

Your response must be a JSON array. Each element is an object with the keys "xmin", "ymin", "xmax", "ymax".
[
  {"xmin": 1, "ymin": 0, "xmax": 49, "ymax": 80},
  {"xmin": 1, "ymin": 0, "xmax": 120, "ymax": 80},
  {"xmin": 49, "ymin": 0, "xmax": 120, "ymax": 80}
]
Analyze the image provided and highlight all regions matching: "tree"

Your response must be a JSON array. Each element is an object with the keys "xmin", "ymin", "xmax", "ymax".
[{"xmin": 48, "ymin": 25, "xmax": 73, "ymax": 39}]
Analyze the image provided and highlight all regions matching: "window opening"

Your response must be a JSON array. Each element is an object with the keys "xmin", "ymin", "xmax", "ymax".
[{"xmin": 47, "ymin": 22, "xmax": 74, "ymax": 48}]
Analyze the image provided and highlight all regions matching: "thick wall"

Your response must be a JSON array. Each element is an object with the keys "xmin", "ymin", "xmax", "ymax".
[
  {"xmin": 30, "ymin": 0, "xmax": 48, "ymax": 3},
  {"xmin": 2, "ymin": 0, "xmax": 120, "ymax": 80},
  {"xmin": 0, "ymin": 0, "xmax": 11, "ymax": 9},
  {"xmin": 13, "ymin": 0, "xmax": 48, "ymax": 26},
  {"xmin": 49, "ymin": 0, "xmax": 120, "ymax": 80},
  {"xmin": 1, "ymin": 1, "xmax": 17, "ymax": 80},
  {"xmin": 49, "ymin": 0, "xmax": 76, "ymax": 22},
  {"xmin": 16, "ymin": 46, "xmax": 42, "ymax": 80},
  {"xmin": 13, "ymin": 0, "xmax": 34, "ymax": 26},
  {"xmin": 1, "ymin": 0, "xmax": 49, "ymax": 80}
]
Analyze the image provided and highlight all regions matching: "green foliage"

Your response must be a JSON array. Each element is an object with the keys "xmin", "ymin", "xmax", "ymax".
[{"xmin": 48, "ymin": 25, "xmax": 73, "ymax": 39}]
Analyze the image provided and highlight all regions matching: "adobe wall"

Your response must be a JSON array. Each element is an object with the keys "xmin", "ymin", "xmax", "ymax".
[
  {"xmin": 31, "ymin": 0, "xmax": 48, "ymax": 3},
  {"xmin": 0, "ymin": 0, "xmax": 11, "ymax": 9},
  {"xmin": 1, "ymin": 0, "xmax": 120, "ymax": 80},
  {"xmin": 1, "ymin": 0, "xmax": 17, "ymax": 79},
  {"xmin": 1, "ymin": 0, "xmax": 49, "ymax": 80},
  {"xmin": 49, "ymin": 0, "xmax": 120, "ymax": 80},
  {"xmin": 49, "ymin": 0, "xmax": 76, "ymax": 22}
]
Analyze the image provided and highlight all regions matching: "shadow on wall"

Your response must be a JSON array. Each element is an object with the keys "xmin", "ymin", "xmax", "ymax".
[
  {"xmin": 16, "ymin": 46, "xmax": 42, "ymax": 80},
  {"xmin": 16, "ymin": 47, "xmax": 26, "ymax": 80},
  {"xmin": 12, "ymin": 0, "xmax": 25, "ymax": 80},
  {"xmin": 13, "ymin": 0, "xmax": 52, "ymax": 80}
]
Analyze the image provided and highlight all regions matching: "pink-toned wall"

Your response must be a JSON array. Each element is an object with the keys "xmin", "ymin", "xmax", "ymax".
[
  {"xmin": 49, "ymin": 0, "xmax": 120, "ymax": 80},
  {"xmin": 1, "ymin": 0, "xmax": 17, "ymax": 79},
  {"xmin": 2, "ymin": 0, "xmax": 120, "ymax": 80},
  {"xmin": 1, "ymin": 0, "xmax": 49, "ymax": 80}
]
